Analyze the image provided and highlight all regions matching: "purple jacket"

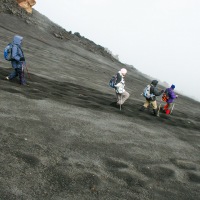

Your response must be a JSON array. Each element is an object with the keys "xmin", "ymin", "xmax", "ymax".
[{"xmin": 165, "ymin": 88, "xmax": 176, "ymax": 103}]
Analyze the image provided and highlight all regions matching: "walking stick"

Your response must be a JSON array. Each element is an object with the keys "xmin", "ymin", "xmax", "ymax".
[
  {"xmin": 157, "ymin": 103, "xmax": 162, "ymax": 117},
  {"xmin": 120, "ymin": 95, "xmax": 122, "ymax": 111},
  {"xmin": 170, "ymin": 103, "xmax": 175, "ymax": 115},
  {"xmin": 25, "ymin": 63, "xmax": 31, "ymax": 80},
  {"xmin": 23, "ymin": 61, "xmax": 31, "ymax": 80}
]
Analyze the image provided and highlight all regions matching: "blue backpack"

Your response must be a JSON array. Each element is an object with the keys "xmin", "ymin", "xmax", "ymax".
[
  {"xmin": 109, "ymin": 74, "xmax": 117, "ymax": 88},
  {"xmin": 143, "ymin": 84, "xmax": 155, "ymax": 99},
  {"xmin": 4, "ymin": 43, "xmax": 13, "ymax": 61}
]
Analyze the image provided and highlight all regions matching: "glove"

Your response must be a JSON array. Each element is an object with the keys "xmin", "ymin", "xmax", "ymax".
[{"xmin": 20, "ymin": 57, "xmax": 25, "ymax": 61}]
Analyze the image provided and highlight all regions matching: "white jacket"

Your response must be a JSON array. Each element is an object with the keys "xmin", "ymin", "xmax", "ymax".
[{"xmin": 115, "ymin": 71, "xmax": 125, "ymax": 94}]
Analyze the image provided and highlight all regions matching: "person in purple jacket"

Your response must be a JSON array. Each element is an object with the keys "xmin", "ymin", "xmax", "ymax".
[
  {"xmin": 163, "ymin": 84, "xmax": 178, "ymax": 114},
  {"xmin": 5, "ymin": 35, "xmax": 26, "ymax": 85}
]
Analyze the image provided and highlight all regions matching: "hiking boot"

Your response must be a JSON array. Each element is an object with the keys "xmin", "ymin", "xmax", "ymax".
[
  {"xmin": 153, "ymin": 109, "xmax": 159, "ymax": 116},
  {"xmin": 115, "ymin": 103, "xmax": 120, "ymax": 109},
  {"xmin": 110, "ymin": 102, "xmax": 117, "ymax": 107},
  {"xmin": 160, "ymin": 107, "xmax": 165, "ymax": 113},
  {"xmin": 110, "ymin": 102, "xmax": 120, "ymax": 109},
  {"xmin": 139, "ymin": 106, "xmax": 145, "ymax": 111}
]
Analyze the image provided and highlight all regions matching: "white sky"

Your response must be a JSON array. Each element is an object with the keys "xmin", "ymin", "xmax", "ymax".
[{"xmin": 34, "ymin": 0, "xmax": 200, "ymax": 102}]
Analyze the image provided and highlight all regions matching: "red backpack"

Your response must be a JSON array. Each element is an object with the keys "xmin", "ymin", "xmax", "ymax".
[{"xmin": 162, "ymin": 89, "xmax": 169, "ymax": 102}]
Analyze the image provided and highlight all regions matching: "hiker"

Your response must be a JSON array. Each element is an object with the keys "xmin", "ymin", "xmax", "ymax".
[
  {"xmin": 114, "ymin": 68, "xmax": 130, "ymax": 106},
  {"xmin": 5, "ymin": 35, "xmax": 26, "ymax": 85},
  {"xmin": 163, "ymin": 84, "xmax": 178, "ymax": 114},
  {"xmin": 140, "ymin": 80, "xmax": 164, "ymax": 116}
]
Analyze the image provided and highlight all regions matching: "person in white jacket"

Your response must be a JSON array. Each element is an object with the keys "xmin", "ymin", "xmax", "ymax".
[{"xmin": 114, "ymin": 68, "xmax": 130, "ymax": 106}]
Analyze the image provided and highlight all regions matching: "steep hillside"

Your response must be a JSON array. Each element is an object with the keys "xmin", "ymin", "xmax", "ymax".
[{"xmin": 0, "ymin": 1, "xmax": 200, "ymax": 200}]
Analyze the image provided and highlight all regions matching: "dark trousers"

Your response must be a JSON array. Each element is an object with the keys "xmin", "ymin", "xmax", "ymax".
[{"xmin": 9, "ymin": 67, "xmax": 25, "ymax": 85}]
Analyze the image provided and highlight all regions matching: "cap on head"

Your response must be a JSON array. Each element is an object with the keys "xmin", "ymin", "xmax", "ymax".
[
  {"xmin": 171, "ymin": 84, "xmax": 175, "ymax": 89},
  {"xmin": 151, "ymin": 80, "xmax": 158, "ymax": 86},
  {"xmin": 120, "ymin": 68, "xmax": 127, "ymax": 75}
]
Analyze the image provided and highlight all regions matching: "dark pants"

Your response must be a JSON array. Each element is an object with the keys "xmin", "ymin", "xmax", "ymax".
[{"xmin": 9, "ymin": 67, "xmax": 25, "ymax": 85}]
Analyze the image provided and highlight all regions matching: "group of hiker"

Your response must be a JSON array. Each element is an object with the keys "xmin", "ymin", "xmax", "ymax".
[
  {"xmin": 110, "ymin": 68, "xmax": 178, "ymax": 116},
  {"xmin": 4, "ymin": 35, "xmax": 178, "ymax": 116}
]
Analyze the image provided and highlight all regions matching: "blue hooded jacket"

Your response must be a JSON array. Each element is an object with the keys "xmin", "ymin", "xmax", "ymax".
[{"xmin": 11, "ymin": 35, "xmax": 24, "ymax": 69}]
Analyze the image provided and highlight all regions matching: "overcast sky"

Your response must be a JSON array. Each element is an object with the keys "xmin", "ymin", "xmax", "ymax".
[{"xmin": 34, "ymin": 0, "xmax": 200, "ymax": 102}]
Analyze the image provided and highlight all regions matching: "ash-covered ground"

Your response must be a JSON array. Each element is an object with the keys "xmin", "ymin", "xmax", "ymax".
[{"xmin": 0, "ymin": 1, "xmax": 200, "ymax": 199}]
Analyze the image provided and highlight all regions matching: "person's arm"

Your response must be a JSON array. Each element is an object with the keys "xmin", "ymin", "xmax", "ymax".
[
  {"xmin": 12, "ymin": 45, "xmax": 20, "ymax": 61},
  {"xmin": 153, "ymin": 87, "xmax": 164, "ymax": 96},
  {"xmin": 169, "ymin": 90, "xmax": 177, "ymax": 99}
]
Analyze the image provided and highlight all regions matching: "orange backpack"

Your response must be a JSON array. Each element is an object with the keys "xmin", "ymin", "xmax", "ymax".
[{"xmin": 162, "ymin": 90, "xmax": 169, "ymax": 102}]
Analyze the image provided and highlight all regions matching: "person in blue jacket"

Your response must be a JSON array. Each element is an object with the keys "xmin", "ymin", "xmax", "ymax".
[{"xmin": 6, "ymin": 35, "xmax": 26, "ymax": 85}]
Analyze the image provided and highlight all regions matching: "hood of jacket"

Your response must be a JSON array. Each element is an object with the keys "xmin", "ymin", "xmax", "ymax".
[
  {"xmin": 13, "ymin": 35, "xmax": 23, "ymax": 46},
  {"xmin": 151, "ymin": 80, "xmax": 158, "ymax": 87}
]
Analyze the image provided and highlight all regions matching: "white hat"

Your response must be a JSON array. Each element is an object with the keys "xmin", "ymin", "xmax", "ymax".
[{"xmin": 121, "ymin": 68, "xmax": 127, "ymax": 75}]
